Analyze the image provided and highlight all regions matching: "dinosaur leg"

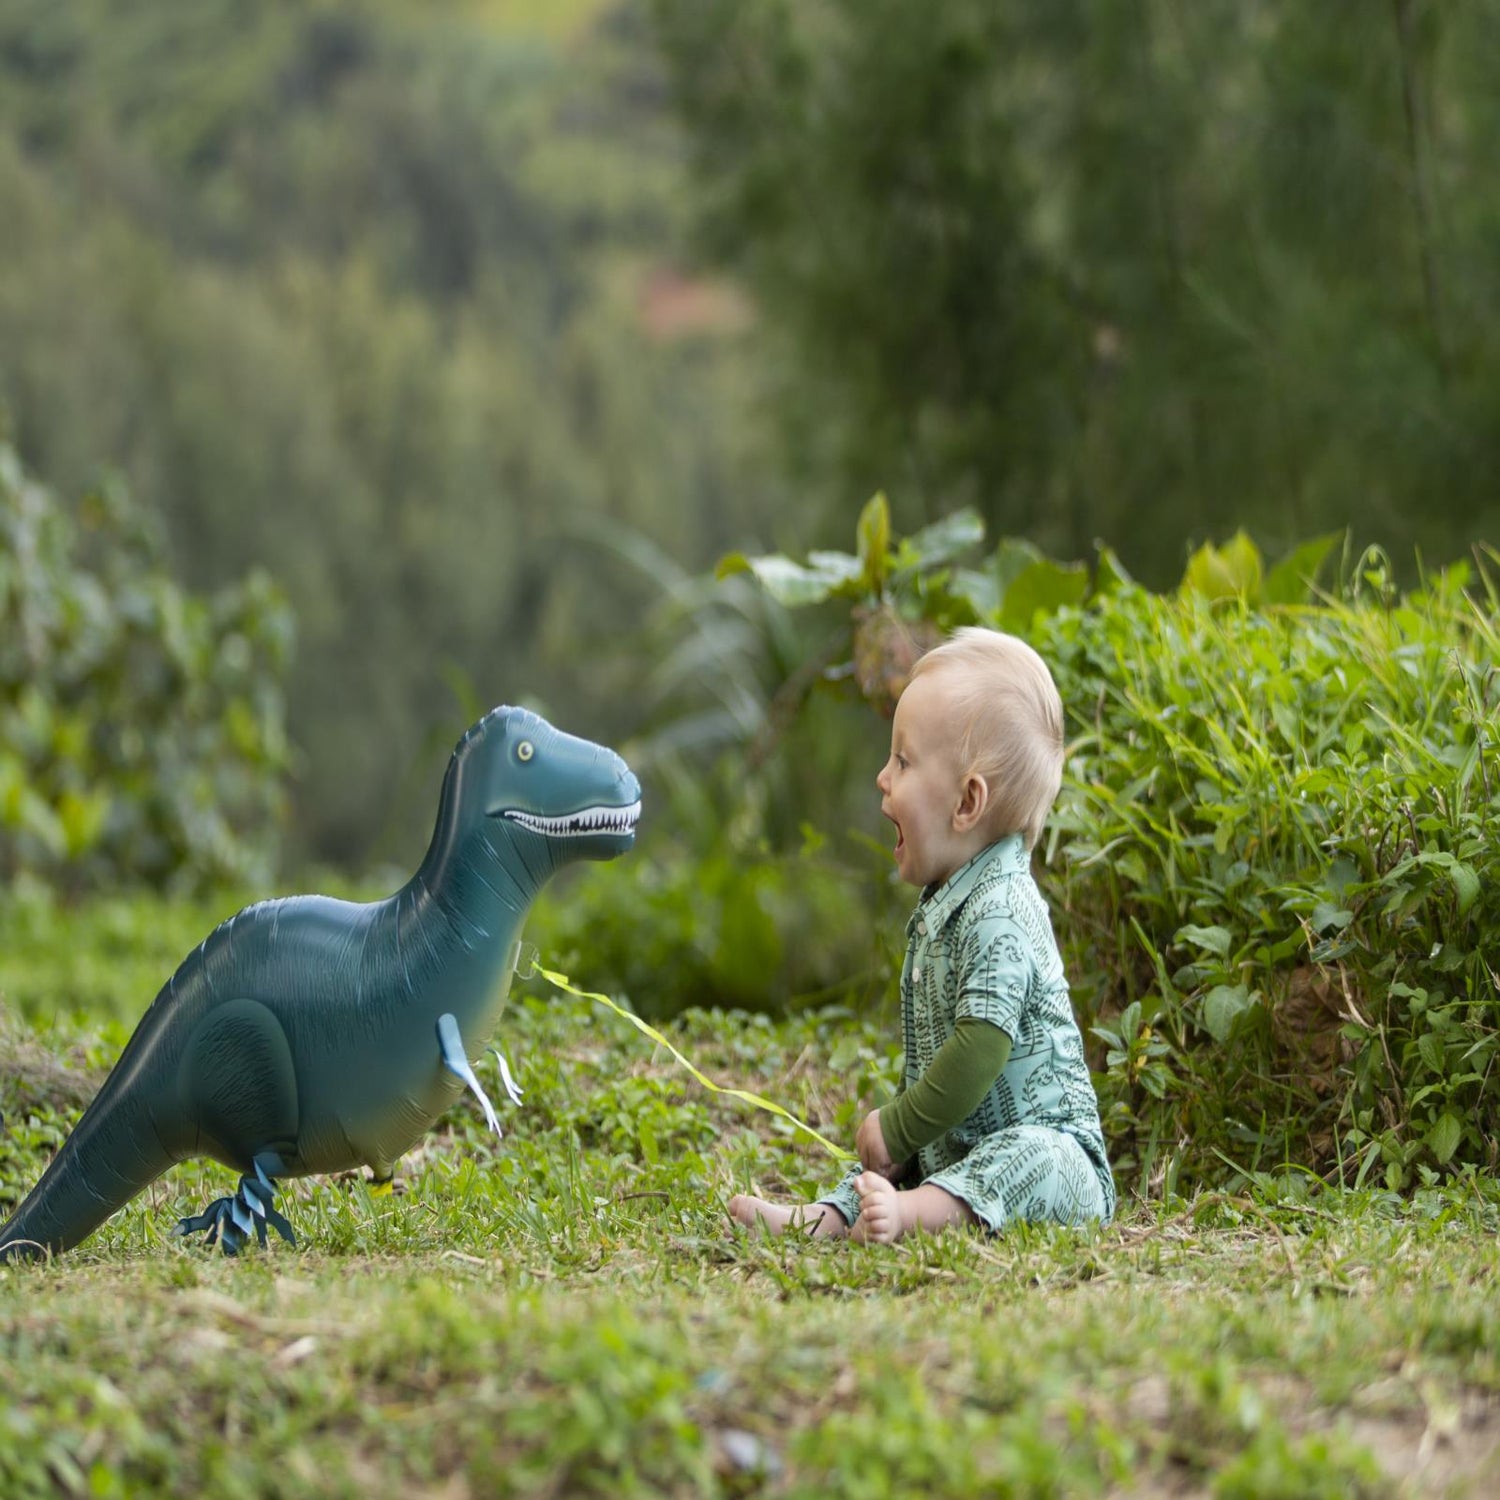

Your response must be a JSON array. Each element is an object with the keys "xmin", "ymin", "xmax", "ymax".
[{"xmin": 174, "ymin": 999, "xmax": 301, "ymax": 1255}]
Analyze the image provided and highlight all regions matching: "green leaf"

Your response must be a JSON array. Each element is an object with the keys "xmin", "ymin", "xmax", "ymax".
[
  {"xmin": 806, "ymin": 550, "xmax": 871, "ymax": 600},
  {"xmin": 1427, "ymin": 1113, "xmax": 1463, "ymax": 1166},
  {"xmin": 1447, "ymin": 862, "xmax": 1481, "ymax": 916},
  {"xmin": 1417, "ymin": 1031, "xmax": 1446, "ymax": 1076},
  {"xmin": 1201, "ymin": 984, "xmax": 1252, "ymax": 1042},
  {"xmin": 899, "ymin": 508, "xmax": 984, "ymax": 569},
  {"xmin": 949, "ymin": 567, "xmax": 1000, "ymax": 617},
  {"xmin": 1180, "ymin": 531, "xmax": 1264, "ymax": 601},
  {"xmin": 828, "ymin": 1035, "xmax": 866, "ymax": 1073},
  {"xmin": 1388, "ymin": 852, "xmax": 1481, "ymax": 917},
  {"xmin": 856, "ymin": 492, "xmax": 891, "ymax": 595},
  {"xmin": 998, "ymin": 559, "xmax": 1091, "ymax": 632},
  {"xmin": 0, "ymin": 439, "xmax": 290, "ymax": 890},
  {"xmin": 15, "ymin": 787, "xmax": 66, "ymax": 855},
  {"xmin": 1310, "ymin": 902, "xmax": 1354, "ymax": 935},
  {"xmin": 1094, "ymin": 545, "xmax": 1135, "ymax": 594},
  {"xmin": 990, "ymin": 538, "xmax": 1047, "ymax": 596},
  {"xmin": 1176, "ymin": 924, "xmax": 1233, "ymax": 958},
  {"xmin": 1263, "ymin": 531, "xmax": 1343, "ymax": 605},
  {"xmin": 715, "ymin": 550, "xmax": 863, "ymax": 607}
]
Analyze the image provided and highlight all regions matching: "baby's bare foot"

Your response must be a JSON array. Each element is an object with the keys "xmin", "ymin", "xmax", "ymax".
[
  {"xmin": 727, "ymin": 1194, "xmax": 793, "ymax": 1234},
  {"xmin": 727, "ymin": 1194, "xmax": 834, "ymax": 1237},
  {"xmin": 850, "ymin": 1171, "xmax": 903, "ymax": 1244}
]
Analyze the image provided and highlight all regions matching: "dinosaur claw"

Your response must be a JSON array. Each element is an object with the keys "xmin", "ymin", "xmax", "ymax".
[
  {"xmin": 177, "ymin": 1171, "xmax": 294, "ymax": 1256},
  {"xmin": 491, "ymin": 1046, "xmax": 525, "ymax": 1106},
  {"xmin": 264, "ymin": 1205, "xmax": 296, "ymax": 1246},
  {"xmin": 175, "ymin": 1204, "xmax": 225, "ymax": 1237}
]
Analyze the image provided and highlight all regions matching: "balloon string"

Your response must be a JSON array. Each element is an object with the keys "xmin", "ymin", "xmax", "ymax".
[{"xmin": 530, "ymin": 961, "xmax": 854, "ymax": 1161}]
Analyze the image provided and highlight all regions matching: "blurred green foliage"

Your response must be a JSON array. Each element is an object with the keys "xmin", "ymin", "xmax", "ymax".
[
  {"xmin": 5, "ymin": 0, "xmax": 1496, "ymax": 884},
  {"xmin": 0, "ymin": 444, "xmax": 291, "ymax": 892},
  {"xmin": 653, "ymin": 0, "xmax": 1500, "ymax": 583},
  {"xmin": 0, "ymin": 0, "xmax": 773, "ymax": 868},
  {"xmin": 533, "ymin": 830, "xmax": 907, "ymax": 1023}
]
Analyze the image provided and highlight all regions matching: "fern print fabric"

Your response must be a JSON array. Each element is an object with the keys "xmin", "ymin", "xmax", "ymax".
[{"xmin": 821, "ymin": 833, "xmax": 1115, "ymax": 1231}]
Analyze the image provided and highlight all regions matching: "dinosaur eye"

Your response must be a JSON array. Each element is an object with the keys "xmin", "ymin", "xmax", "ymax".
[{"xmin": 516, "ymin": 740, "xmax": 534, "ymax": 762}]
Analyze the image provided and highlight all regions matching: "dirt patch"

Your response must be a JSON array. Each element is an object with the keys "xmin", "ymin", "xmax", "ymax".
[
  {"xmin": 1109, "ymin": 1372, "xmax": 1500, "ymax": 1497},
  {"xmin": 1346, "ymin": 1386, "xmax": 1500, "ymax": 1495}
]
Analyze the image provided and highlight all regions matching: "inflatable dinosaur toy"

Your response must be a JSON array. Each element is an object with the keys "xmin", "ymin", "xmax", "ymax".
[{"xmin": 0, "ymin": 706, "xmax": 640, "ymax": 1262}]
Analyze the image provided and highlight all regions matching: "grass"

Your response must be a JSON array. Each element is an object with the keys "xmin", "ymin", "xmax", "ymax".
[{"xmin": 5, "ymin": 955, "xmax": 1500, "ymax": 1497}]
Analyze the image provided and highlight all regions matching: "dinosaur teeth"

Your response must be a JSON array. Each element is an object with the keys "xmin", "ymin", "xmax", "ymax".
[{"xmin": 502, "ymin": 800, "xmax": 641, "ymax": 838}]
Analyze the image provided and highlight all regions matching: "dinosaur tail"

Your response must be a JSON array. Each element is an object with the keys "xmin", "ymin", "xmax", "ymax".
[{"xmin": 0, "ymin": 1072, "xmax": 181, "ymax": 1263}]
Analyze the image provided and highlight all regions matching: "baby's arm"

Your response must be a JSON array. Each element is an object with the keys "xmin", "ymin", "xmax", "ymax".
[{"xmin": 876, "ymin": 1018, "xmax": 1012, "ymax": 1163}]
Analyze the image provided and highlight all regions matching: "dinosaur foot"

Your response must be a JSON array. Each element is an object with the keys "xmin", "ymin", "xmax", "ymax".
[{"xmin": 174, "ymin": 1159, "xmax": 296, "ymax": 1256}]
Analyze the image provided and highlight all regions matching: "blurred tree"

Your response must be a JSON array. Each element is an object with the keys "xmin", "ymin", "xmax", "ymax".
[
  {"xmin": 0, "ymin": 0, "xmax": 779, "ymax": 870},
  {"xmin": 650, "ymin": 0, "xmax": 1500, "ymax": 584}
]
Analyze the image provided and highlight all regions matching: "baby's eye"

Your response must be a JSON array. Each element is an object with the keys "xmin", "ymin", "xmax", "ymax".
[{"xmin": 894, "ymin": 753, "xmax": 909, "ymax": 771}]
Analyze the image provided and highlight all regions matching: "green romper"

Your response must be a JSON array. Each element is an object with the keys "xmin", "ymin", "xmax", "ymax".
[{"xmin": 819, "ymin": 833, "xmax": 1116, "ymax": 1232}]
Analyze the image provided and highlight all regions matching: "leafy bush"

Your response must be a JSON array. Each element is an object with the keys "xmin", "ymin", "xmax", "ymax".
[
  {"xmin": 1044, "ymin": 551, "xmax": 1500, "ymax": 1193},
  {"xmin": 0, "ymin": 443, "xmax": 293, "ymax": 891},
  {"xmin": 722, "ymin": 500, "xmax": 1500, "ymax": 1191}
]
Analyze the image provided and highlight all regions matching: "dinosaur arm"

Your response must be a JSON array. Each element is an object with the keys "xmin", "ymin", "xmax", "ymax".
[{"xmin": 436, "ymin": 1013, "xmax": 503, "ymax": 1136}]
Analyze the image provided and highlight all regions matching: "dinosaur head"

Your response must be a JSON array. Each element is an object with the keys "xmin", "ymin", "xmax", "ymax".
[{"xmin": 464, "ymin": 705, "xmax": 640, "ymax": 864}]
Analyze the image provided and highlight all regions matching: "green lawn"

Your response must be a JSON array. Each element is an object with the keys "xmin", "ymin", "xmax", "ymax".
[{"xmin": 4, "ymin": 961, "xmax": 1500, "ymax": 1497}]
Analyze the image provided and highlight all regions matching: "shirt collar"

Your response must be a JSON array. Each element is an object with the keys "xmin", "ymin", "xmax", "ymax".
[{"xmin": 912, "ymin": 832, "xmax": 1030, "ymax": 935}]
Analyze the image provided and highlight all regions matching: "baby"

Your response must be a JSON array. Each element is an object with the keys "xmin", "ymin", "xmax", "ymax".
[{"xmin": 729, "ymin": 626, "xmax": 1115, "ymax": 1242}]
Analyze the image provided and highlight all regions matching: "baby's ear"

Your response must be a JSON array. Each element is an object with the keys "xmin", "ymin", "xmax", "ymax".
[{"xmin": 954, "ymin": 771, "xmax": 989, "ymax": 830}]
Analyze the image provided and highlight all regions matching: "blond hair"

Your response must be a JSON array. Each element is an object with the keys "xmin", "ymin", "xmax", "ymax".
[{"xmin": 909, "ymin": 627, "xmax": 1064, "ymax": 849}]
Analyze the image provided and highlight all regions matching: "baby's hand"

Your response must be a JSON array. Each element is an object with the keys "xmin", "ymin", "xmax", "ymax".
[{"xmin": 855, "ymin": 1109, "xmax": 895, "ymax": 1177}]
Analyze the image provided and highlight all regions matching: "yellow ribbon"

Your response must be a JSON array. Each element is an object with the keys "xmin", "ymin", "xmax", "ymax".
[{"xmin": 530, "ymin": 961, "xmax": 854, "ymax": 1161}]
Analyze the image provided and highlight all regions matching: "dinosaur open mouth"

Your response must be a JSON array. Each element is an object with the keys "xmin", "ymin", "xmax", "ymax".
[{"xmin": 500, "ymin": 800, "xmax": 641, "ymax": 838}]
